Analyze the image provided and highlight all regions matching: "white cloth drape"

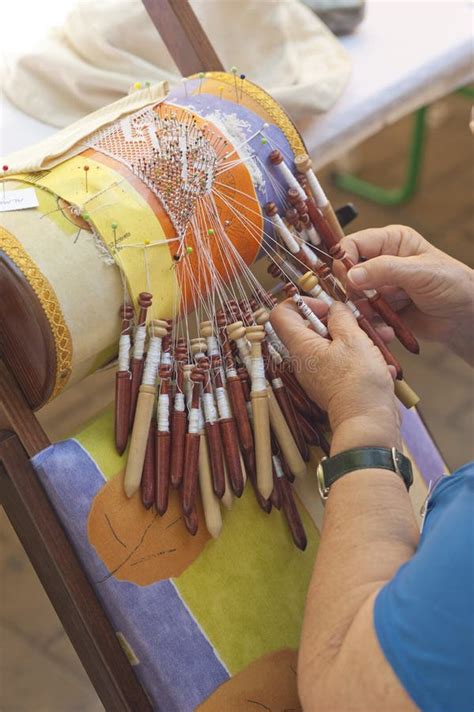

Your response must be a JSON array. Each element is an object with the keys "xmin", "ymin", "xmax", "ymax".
[{"xmin": 2, "ymin": 0, "xmax": 351, "ymax": 128}]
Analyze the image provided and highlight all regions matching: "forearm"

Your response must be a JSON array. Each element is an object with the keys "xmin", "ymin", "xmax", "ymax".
[{"xmin": 299, "ymin": 444, "xmax": 419, "ymax": 706}]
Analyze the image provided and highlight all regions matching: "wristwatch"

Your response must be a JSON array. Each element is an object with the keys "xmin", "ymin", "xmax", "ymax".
[{"xmin": 316, "ymin": 446, "xmax": 413, "ymax": 501}]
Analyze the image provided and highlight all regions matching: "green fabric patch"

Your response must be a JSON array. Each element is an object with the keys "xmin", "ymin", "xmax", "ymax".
[{"xmin": 174, "ymin": 485, "xmax": 319, "ymax": 675}]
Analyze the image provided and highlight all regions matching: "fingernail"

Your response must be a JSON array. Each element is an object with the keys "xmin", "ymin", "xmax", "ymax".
[{"xmin": 348, "ymin": 266, "xmax": 368, "ymax": 286}]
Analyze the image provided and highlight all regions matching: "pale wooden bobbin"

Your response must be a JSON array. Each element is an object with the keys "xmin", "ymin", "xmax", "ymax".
[
  {"xmin": 395, "ymin": 379, "xmax": 420, "ymax": 410},
  {"xmin": 198, "ymin": 430, "xmax": 223, "ymax": 538},
  {"xmin": 267, "ymin": 388, "xmax": 307, "ymax": 479},
  {"xmin": 246, "ymin": 326, "xmax": 273, "ymax": 499},
  {"xmin": 124, "ymin": 319, "xmax": 167, "ymax": 498}
]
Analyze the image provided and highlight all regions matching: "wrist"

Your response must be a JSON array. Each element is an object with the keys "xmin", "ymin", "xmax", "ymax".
[{"xmin": 330, "ymin": 408, "xmax": 400, "ymax": 456}]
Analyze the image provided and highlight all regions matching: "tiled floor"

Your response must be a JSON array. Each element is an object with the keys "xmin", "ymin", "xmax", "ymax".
[{"xmin": 1, "ymin": 93, "xmax": 473, "ymax": 710}]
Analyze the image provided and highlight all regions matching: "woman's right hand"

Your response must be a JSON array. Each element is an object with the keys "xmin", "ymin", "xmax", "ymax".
[{"xmin": 340, "ymin": 225, "xmax": 474, "ymax": 363}]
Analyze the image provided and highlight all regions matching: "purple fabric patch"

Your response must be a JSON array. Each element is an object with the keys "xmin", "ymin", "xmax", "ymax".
[
  {"xmin": 167, "ymin": 80, "xmax": 298, "ymax": 257},
  {"xmin": 32, "ymin": 440, "xmax": 228, "ymax": 712},
  {"xmin": 400, "ymin": 407, "xmax": 447, "ymax": 485}
]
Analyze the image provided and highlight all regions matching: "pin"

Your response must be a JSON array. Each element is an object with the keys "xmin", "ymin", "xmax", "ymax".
[
  {"xmin": 198, "ymin": 72, "xmax": 205, "ymax": 94},
  {"xmin": 134, "ymin": 81, "xmax": 142, "ymax": 91},
  {"xmin": 239, "ymin": 73, "xmax": 246, "ymax": 100},
  {"xmin": 145, "ymin": 80, "xmax": 152, "ymax": 99},
  {"xmin": 111, "ymin": 221, "xmax": 118, "ymax": 251},
  {"xmin": 74, "ymin": 228, "xmax": 82, "ymax": 244},
  {"xmin": 2, "ymin": 165, "xmax": 8, "ymax": 200},
  {"xmin": 83, "ymin": 165, "xmax": 90, "ymax": 192}
]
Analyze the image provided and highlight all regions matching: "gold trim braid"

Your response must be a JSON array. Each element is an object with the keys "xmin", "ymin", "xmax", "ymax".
[
  {"xmin": 0, "ymin": 226, "xmax": 73, "ymax": 400},
  {"xmin": 194, "ymin": 72, "xmax": 306, "ymax": 156}
]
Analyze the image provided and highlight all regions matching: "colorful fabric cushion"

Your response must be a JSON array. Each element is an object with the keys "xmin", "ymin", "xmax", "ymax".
[{"xmin": 31, "ymin": 405, "xmax": 444, "ymax": 711}]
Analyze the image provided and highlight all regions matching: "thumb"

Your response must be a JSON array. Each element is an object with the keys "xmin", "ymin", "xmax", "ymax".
[
  {"xmin": 327, "ymin": 302, "xmax": 361, "ymax": 342},
  {"xmin": 347, "ymin": 254, "xmax": 422, "ymax": 292}
]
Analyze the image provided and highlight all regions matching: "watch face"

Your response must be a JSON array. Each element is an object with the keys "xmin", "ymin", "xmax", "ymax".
[{"xmin": 317, "ymin": 459, "xmax": 330, "ymax": 501}]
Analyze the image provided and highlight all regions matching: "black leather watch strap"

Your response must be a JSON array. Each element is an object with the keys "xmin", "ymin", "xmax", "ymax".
[{"xmin": 318, "ymin": 447, "xmax": 413, "ymax": 498}]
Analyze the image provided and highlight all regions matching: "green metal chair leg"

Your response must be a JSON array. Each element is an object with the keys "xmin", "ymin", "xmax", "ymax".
[{"xmin": 334, "ymin": 106, "xmax": 428, "ymax": 206}]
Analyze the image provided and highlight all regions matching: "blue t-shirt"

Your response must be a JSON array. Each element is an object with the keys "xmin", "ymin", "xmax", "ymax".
[{"xmin": 374, "ymin": 463, "xmax": 474, "ymax": 712}]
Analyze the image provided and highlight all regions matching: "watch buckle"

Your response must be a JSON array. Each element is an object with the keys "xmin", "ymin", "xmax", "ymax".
[
  {"xmin": 391, "ymin": 447, "xmax": 402, "ymax": 476},
  {"xmin": 317, "ymin": 457, "xmax": 330, "ymax": 501}
]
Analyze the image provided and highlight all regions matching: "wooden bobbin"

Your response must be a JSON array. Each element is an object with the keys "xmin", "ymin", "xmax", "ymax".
[
  {"xmin": 201, "ymin": 364, "xmax": 226, "ymax": 500},
  {"xmin": 211, "ymin": 357, "xmax": 244, "ymax": 497},
  {"xmin": 182, "ymin": 369, "xmax": 203, "ymax": 516},
  {"xmin": 129, "ymin": 292, "xmax": 153, "ymax": 426},
  {"xmin": 221, "ymin": 461, "xmax": 234, "ymax": 510},
  {"xmin": 123, "ymin": 383, "xmax": 156, "ymax": 498},
  {"xmin": 155, "ymin": 364, "xmax": 172, "ymax": 516},
  {"xmin": 115, "ymin": 303, "xmax": 134, "ymax": 455},
  {"xmin": 266, "ymin": 356, "xmax": 309, "ymax": 462},
  {"xmin": 295, "ymin": 153, "xmax": 346, "ymax": 243},
  {"xmin": 170, "ymin": 351, "xmax": 188, "ymax": 489},
  {"xmin": 141, "ymin": 419, "xmax": 156, "ymax": 509},
  {"xmin": 198, "ymin": 431, "xmax": 223, "ymax": 538},
  {"xmin": 184, "ymin": 508, "xmax": 199, "ymax": 537},
  {"xmin": 278, "ymin": 476, "xmax": 307, "ymax": 551},
  {"xmin": 237, "ymin": 367, "xmax": 272, "ymax": 513},
  {"xmin": 246, "ymin": 327, "xmax": 273, "ymax": 500},
  {"xmin": 395, "ymin": 379, "xmax": 420, "ymax": 409},
  {"xmin": 267, "ymin": 387, "xmax": 307, "ymax": 479},
  {"xmin": 329, "ymin": 243, "xmax": 419, "ymax": 355}
]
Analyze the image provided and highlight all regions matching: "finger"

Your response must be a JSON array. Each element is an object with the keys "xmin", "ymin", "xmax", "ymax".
[
  {"xmin": 347, "ymin": 254, "xmax": 424, "ymax": 293},
  {"xmin": 270, "ymin": 299, "xmax": 328, "ymax": 354},
  {"xmin": 340, "ymin": 225, "xmax": 427, "ymax": 264},
  {"xmin": 326, "ymin": 302, "xmax": 361, "ymax": 343}
]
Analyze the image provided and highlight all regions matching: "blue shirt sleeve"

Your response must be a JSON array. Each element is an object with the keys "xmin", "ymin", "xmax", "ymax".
[{"xmin": 374, "ymin": 463, "xmax": 474, "ymax": 712}]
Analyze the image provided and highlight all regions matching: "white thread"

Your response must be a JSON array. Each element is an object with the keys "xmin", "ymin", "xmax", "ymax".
[
  {"xmin": 305, "ymin": 169, "xmax": 328, "ymax": 208},
  {"xmin": 203, "ymin": 392, "xmax": 218, "ymax": 423},
  {"xmin": 268, "ymin": 343, "xmax": 282, "ymax": 364},
  {"xmin": 346, "ymin": 299, "xmax": 361, "ymax": 318},
  {"xmin": 272, "ymin": 455, "xmax": 285, "ymax": 479},
  {"xmin": 158, "ymin": 394, "xmax": 170, "ymax": 431},
  {"xmin": 174, "ymin": 392, "xmax": 186, "ymax": 412},
  {"xmin": 118, "ymin": 334, "xmax": 131, "ymax": 371},
  {"xmin": 251, "ymin": 356, "xmax": 266, "ymax": 392},
  {"xmin": 189, "ymin": 407, "xmax": 201, "ymax": 434},
  {"xmin": 215, "ymin": 387, "xmax": 231, "ymax": 419},
  {"xmin": 133, "ymin": 325, "xmax": 147, "ymax": 359},
  {"xmin": 264, "ymin": 322, "xmax": 290, "ymax": 359},
  {"xmin": 308, "ymin": 284, "xmax": 333, "ymax": 306},
  {"xmin": 272, "ymin": 377, "xmax": 284, "ymax": 389},
  {"xmin": 198, "ymin": 405, "xmax": 205, "ymax": 432},
  {"xmin": 226, "ymin": 367, "xmax": 237, "ymax": 378},
  {"xmin": 293, "ymin": 294, "xmax": 328, "ymax": 337},
  {"xmin": 302, "ymin": 242, "xmax": 318, "ymax": 267},
  {"xmin": 273, "ymin": 215, "xmax": 300, "ymax": 254},
  {"xmin": 142, "ymin": 336, "xmax": 161, "ymax": 385},
  {"xmin": 206, "ymin": 336, "xmax": 220, "ymax": 356},
  {"xmin": 161, "ymin": 351, "xmax": 172, "ymax": 366},
  {"xmin": 194, "ymin": 350, "xmax": 206, "ymax": 361},
  {"xmin": 305, "ymin": 223, "xmax": 321, "ymax": 246},
  {"xmin": 276, "ymin": 161, "xmax": 307, "ymax": 201},
  {"xmin": 236, "ymin": 337, "xmax": 251, "ymax": 370}
]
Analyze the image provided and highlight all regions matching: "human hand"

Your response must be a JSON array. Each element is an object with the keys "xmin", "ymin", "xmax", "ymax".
[
  {"xmin": 270, "ymin": 299, "xmax": 401, "ymax": 456},
  {"xmin": 341, "ymin": 225, "xmax": 474, "ymax": 362}
]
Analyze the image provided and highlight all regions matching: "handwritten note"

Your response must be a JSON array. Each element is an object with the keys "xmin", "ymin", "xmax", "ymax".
[{"xmin": 0, "ymin": 188, "xmax": 39, "ymax": 212}]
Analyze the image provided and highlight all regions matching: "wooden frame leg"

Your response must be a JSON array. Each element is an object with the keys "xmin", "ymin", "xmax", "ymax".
[{"xmin": 0, "ymin": 431, "xmax": 153, "ymax": 712}]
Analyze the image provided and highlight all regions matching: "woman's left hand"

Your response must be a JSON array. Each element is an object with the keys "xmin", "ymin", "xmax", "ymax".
[{"xmin": 270, "ymin": 299, "xmax": 401, "ymax": 455}]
